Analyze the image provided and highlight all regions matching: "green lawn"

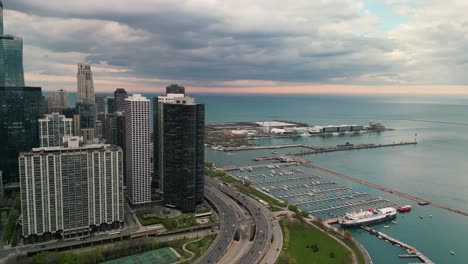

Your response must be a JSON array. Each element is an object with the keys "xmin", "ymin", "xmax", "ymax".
[{"xmin": 277, "ymin": 219, "xmax": 353, "ymax": 264}]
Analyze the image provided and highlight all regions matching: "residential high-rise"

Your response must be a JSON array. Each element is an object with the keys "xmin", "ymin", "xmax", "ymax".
[
  {"xmin": 154, "ymin": 85, "xmax": 205, "ymax": 212},
  {"xmin": 19, "ymin": 137, "xmax": 124, "ymax": 242},
  {"xmin": 45, "ymin": 89, "xmax": 69, "ymax": 113},
  {"xmin": 0, "ymin": 1, "xmax": 25, "ymax": 87},
  {"xmin": 0, "ymin": 86, "xmax": 43, "ymax": 185},
  {"xmin": 77, "ymin": 64, "xmax": 95, "ymax": 103},
  {"xmin": 39, "ymin": 113, "xmax": 73, "ymax": 147},
  {"xmin": 114, "ymin": 88, "xmax": 127, "ymax": 112},
  {"xmin": 125, "ymin": 94, "xmax": 151, "ymax": 204}
]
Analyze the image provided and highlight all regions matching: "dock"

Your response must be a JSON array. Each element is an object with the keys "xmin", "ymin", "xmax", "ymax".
[{"xmin": 361, "ymin": 226, "xmax": 433, "ymax": 263}]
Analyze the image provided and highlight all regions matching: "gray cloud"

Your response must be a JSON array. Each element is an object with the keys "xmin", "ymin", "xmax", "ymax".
[{"xmin": 3, "ymin": 0, "xmax": 468, "ymax": 91}]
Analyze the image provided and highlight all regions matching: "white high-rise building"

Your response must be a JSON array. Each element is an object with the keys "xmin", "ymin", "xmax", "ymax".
[
  {"xmin": 39, "ymin": 113, "xmax": 73, "ymax": 147},
  {"xmin": 124, "ymin": 94, "xmax": 151, "ymax": 204},
  {"xmin": 19, "ymin": 137, "xmax": 124, "ymax": 242},
  {"xmin": 77, "ymin": 63, "xmax": 95, "ymax": 103}
]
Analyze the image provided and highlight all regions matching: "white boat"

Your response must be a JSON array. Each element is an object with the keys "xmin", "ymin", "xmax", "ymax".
[
  {"xmin": 300, "ymin": 132, "xmax": 311, "ymax": 137},
  {"xmin": 332, "ymin": 132, "xmax": 340, "ymax": 136},
  {"xmin": 339, "ymin": 207, "xmax": 397, "ymax": 227},
  {"xmin": 358, "ymin": 130, "xmax": 368, "ymax": 134},
  {"xmin": 450, "ymin": 251, "xmax": 455, "ymax": 255},
  {"xmin": 227, "ymin": 153, "xmax": 236, "ymax": 156},
  {"xmin": 344, "ymin": 131, "xmax": 353, "ymax": 135}
]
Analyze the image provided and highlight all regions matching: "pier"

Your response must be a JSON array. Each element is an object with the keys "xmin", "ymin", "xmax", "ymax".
[
  {"xmin": 299, "ymin": 161, "xmax": 468, "ymax": 217},
  {"xmin": 294, "ymin": 142, "xmax": 417, "ymax": 156},
  {"xmin": 361, "ymin": 226, "xmax": 433, "ymax": 263}
]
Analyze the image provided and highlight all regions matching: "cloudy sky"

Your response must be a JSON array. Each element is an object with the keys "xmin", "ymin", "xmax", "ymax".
[{"xmin": 3, "ymin": 0, "xmax": 468, "ymax": 94}]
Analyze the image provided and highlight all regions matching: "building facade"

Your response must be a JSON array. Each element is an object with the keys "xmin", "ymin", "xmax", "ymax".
[
  {"xmin": 19, "ymin": 137, "xmax": 124, "ymax": 242},
  {"xmin": 0, "ymin": 86, "xmax": 43, "ymax": 185},
  {"xmin": 114, "ymin": 88, "xmax": 127, "ymax": 112},
  {"xmin": 125, "ymin": 94, "xmax": 151, "ymax": 204},
  {"xmin": 39, "ymin": 113, "xmax": 73, "ymax": 147},
  {"xmin": 0, "ymin": 2, "xmax": 25, "ymax": 87},
  {"xmin": 77, "ymin": 64, "xmax": 95, "ymax": 103},
  {"xmin": 154, "ymin": 85, "xmax": 205, "ymax": 212}
]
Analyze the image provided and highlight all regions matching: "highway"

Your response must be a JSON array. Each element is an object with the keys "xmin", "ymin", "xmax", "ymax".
[
  {"xmin": 195, "ymin": 184, "xmax": 238, "ymax": 264},
  {"xmin": 218, "ymin": 184, "xmax": 272, "ymax": 264}
]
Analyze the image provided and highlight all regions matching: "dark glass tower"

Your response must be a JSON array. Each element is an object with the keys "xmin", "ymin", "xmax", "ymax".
[
  {"xmin": 0, "ymin": 1, "xmax": 25, "ymax": 87},
  {"xmin": 0, "ymin": 86, "xmax": 43, "ymax": 184},
  {"xmin": 154, "ymin": 86, "xmax": 205, "ymax": 213}
]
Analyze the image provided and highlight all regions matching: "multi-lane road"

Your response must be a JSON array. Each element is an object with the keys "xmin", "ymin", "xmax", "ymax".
[
  {"xmin": 195, "ymin": 184, "xmax": 238, "ymax": 264},
  {"xmin": 219, "ymin": 185, "xmax": 272, "ymax": 264}
]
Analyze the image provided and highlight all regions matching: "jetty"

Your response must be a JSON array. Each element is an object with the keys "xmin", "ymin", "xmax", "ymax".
[{"xmin": 361, "ymin": 226, "xmax": 433, "ymax": 263}]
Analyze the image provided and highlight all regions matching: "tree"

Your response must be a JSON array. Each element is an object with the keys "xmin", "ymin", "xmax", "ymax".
[{"xmin": 288, "ymin": 205, "xmax": 298, "ymax": 212}]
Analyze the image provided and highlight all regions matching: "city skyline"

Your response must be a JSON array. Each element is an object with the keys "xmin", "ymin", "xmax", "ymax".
[{"xmin": 3, "ymin": 0, "xmax": 468, "ymax": 94}]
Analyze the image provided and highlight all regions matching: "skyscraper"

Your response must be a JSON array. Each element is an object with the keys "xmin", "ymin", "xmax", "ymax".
[
  {"xmin": 114, "ymin": 88, "xmax": 128, "ymax": 112},
  {"xmin": 154, "ymin": 85, "xmax": 205, "ymax": 213},
  {"xmin": 0, "ymin": 1, "xmax": 25, "ymax": 87},
  {"xmin": 0, "ymin": 86, "xmax": 43, "ymax": 184},
  {"xmin": 125, "ymin": 94, "xmax": 151, "ymax": 205},
  {"xmin": 19, "ymin": 137, "xmax": 124, "ymax": 242},
  {"xmin": 39, "ymin": 113, "xmax": 73, "ymax": 147},
  {"xmin": 77, "ymin": 64, "xmax": 95, "ymax": 103}
]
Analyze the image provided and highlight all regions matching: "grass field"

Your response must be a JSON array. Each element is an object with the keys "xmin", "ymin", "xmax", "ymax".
[{"xmin": 277, "ymin": 219, "xmax": 353, "ymax": 264}]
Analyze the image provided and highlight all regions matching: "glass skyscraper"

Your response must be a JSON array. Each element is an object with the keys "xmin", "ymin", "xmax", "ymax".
[
  {"xmin": 0, "ymin": 1, "xmax": 25, "ymax": 87},
  {"xmin": 154, "ymin": 85, "xmax": 205, "ymax": 213}
]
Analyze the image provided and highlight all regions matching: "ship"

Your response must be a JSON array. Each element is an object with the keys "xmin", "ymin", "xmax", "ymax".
[
  {"xmin": 339, "ymin": 207, "xmax": 397, "ymax": 227},
  {"xmin": 397, "ymin": 205, "xmax": 412, "ymax": 212}
]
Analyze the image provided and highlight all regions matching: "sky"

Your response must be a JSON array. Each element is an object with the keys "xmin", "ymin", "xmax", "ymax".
[{"xmin": 3, "ymin": 0, "xmax": 468, "ymax": 94}]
